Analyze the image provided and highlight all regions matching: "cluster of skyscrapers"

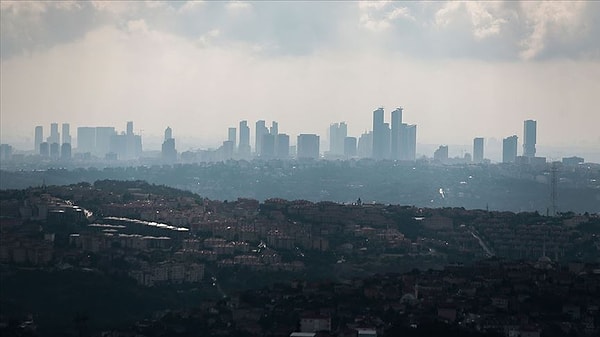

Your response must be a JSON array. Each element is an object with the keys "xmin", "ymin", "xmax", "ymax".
[
  {"xmin": 33, "ymin": 121, "xmax": 142, "ymax": 161},
  {"xmin": 24, "ymin": 113, "xmax": 547, "ymax": 165},
  {"xmin": 34, "ymin": 123, "xmax": 72, "ymax": 160},
  {"xmin": 501, "ymin": 120, "xmax": 542, "ymax": 164},
  {"xmin": 221, "ymin": 120, "xmax": 301, "ymax": 160},
  {"xmin": 356, "ymin": 107, "xmax": 417, "ymax": 161},
  {"xmin": 215, "ymin": 107, "xmax": 417, "ymax": 161}
]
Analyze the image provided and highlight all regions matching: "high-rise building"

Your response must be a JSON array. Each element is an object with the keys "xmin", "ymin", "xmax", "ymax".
[
  {"xmin": 239, "ymin": 120, "xmax": 251, "ymax": 157},
  {"xmin": 164, "ymin": 126, "xmax": 173, "ymax": 141},
  {"xmin": 47, "ymin": 123, "xmax": 60, "ymax": 144},
  {"xmin": 344, "ymin": 137, "xmax": 357, "ymax": 158},
  {"xmin": 473, "ymin": 137, "xmax": 484, "ymax": 163},
  {"xmin": 261, "ymin": 134, "xmax": 276, "ymax": 159},
  {"xmin": 329, "ymin": 122, "xmax": 347, "ymax": 156},
  {"xmin": 502, "ymin": 135, "xmax": 518, "ymax": 163},
  {"xmin": 221, "ymin": 140, "xmax": 234, "ymax": 160},
  {"xmin": 434, "ymin": 145, "xmax": 449, "ymax": 163},
  {"xmin": 39, "ymin": 142, "xmax": 49, "ymax": 157},
  {"xmin": 110, "ymin": 122, "xmax": 142, "ymax": 160},
  {"xmin": 77, "ymin": 127, "xmax": 96, "ymax": 154},
  {"xmin": 34, "ymin": 126, "xmax": 43, "ymax": 153},
  {"xmin": 61, "ymin": 143, "xmax": 72, "ymax": 161},
  {"xmin": 523, "ymin": 119, "xmax": 536, "ymax": 158},
  {"xmin": 228, "ymin": 127, "xmax": 237, "ymax": 149},
  {"xmin": 399, "ymin": 124, "xmax": 417, "ymax": 161},
  {"xmin": 270, "ymin": 121, "xmax": 278, "ymax": 136},
  {"xmin": 127, "ymin": 121, "xmax": 134, "ymax": 136},
  {"xmin": 276, "ymin": 133, "xmax": 290, "ymax": 159},
  {"xmin": 297, "ymin": 134, "xmax": 320, "ymax": 159},
  {"xmin": 62, "ymin": 123, "xmax": 71, "ymax": 144},
  {"xmin": 372, "ymin": 108, "xmax": 385, "ymax": 159},
  {"xmin": 383, "ymin": 122, "xmax": 390, "ymax": 159},
  {"xmin": 255, "ymin": 120, "xmax": 268, "ymax": 155},
  {"xmin": 391, "ymin": 108, "xmax": 403, "ymax": 159},
  {"xmin": 0, "ymin": 144, "xmax": 13, "ymax": 161},
  {"xmin": 162, "ymin": 126, "xmax": 177, "ymax": 163},
  {"xmin": 358, "ymin": 131, "xmax": 373, "ymax": 158},
  {"xmin": 95, "ymin": 127, "xmax": 116, "ymax": 157},
  {"xmin": 50, "ymin": 142, "xmax": 60, "ymax": 159}
]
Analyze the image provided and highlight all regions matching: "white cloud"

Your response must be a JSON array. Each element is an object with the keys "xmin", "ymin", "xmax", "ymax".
[
  {"xmin": 518, "ymin": 1, "xmax": 587, "ymax": 60},
  {"xmin": 226, "ymin": 1, "xmax": 252, "ymax": 12},
  {"xmin": 359, "ymin": 2, "xmax": 415, "ymax": 32},
  {"xmin": 178, "ymin": 1, "xmax": 204, "ymax": 14},
  {"xmin": 435, "ymin": 1, "xmax": 511, "ymax": 39},
  {"xmin": 2, "ymin": 23, "xmax": 599, "ymax": 150}
]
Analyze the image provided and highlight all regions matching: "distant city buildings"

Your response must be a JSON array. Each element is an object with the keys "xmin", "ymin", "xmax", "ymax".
[
  {"xmin": 47, "ymin": 123, "xmax": 60, "ymax": 145},
  {"xmin": 297, "ymin": 134, "xmax": 320, "ymax": 159},
  {"xmin": 0, "ymin": 144, "xmax": 13, "ymax": 161},
  {"xmin": 344, "ymin": 137, "xmax": 357, "ymax": 158},
  {"xmin": 329, "ymin": 122, "xmax": 347, "ymax": 157},
  {"xmin": 372, "ymin": 107, "xmax": 387, "ymax": 160},
  {"xmin": 8, "ymin": 112, "xmax": 578, "ymax": 166},
  {"xmin": 162, "ymin": 126, "xmax": 177, "ymax": 163},
  {"xmin": 238, "ymin": 120, "xmax": 251, "ymax": 158},
  {"xmin": 255, "ymin": 120, "xmax": 268, "ymax": 156},
  {"xmin": 434, "ymin": 145, "xmax": 449, "ymax": 163},
  {"xmin": 503, "ymin": 135, "xmax": 518, "ymax": 163},
  {"xmin": 523, "ymin": 119, "xmax": 537, "ymax": 158},
  {"xmin": 34, "ymin": 126, "xmax": 43, "ymax": 153},
  {"xmin": 276, "ymin": 133, "xmax": 290, "ymax": 159},
  {"xmin": 473, "ymin": 137, "xmax": 484, "ymax": 163},
  {"xmin": 62, "ymin": 123, "xmax": 71, "ymax": 145},
  {"xmin": 390, "ymin": 107, "xmax": 402, "ymax": 160}
]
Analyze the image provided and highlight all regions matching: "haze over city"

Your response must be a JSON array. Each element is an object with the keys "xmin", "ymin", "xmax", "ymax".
[{"xmin": 1, "ymin": 1, "xmax": 600, "ymax": 156}]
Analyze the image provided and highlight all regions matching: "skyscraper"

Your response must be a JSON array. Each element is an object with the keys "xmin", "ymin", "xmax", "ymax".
[
  {"xmin": 164, "ymin": 126, "xmax": 173, "ymax": 141},
  {"xmin": 255, "ymin": 120, "xmax": 268, "ymax": 155},
  {"xmin": 329, "ymin": 122, "xmax": 347, "ymax": 156},
  {"xmin": 34, "ymin": 126, "xmax": 43, "ymax": 153},
  {"xmin": 127, "ymin": 121, "xmax": 134, "ymax": 136},
  {"xmin": 239, "ymin": 120, "xmax": 251, "ymax": 158},
  {"xmin": 50, "ymin": 142, "xmax": 60, "ymax": 159},
  {"xmin": 270, "ymin": 121, "xmax": 278, "ymax": 136},
  {"xmin": 523, "ymin": 119, "xmax": 537, "ymax": 158},
  {"xmin": 62, "ymin": 123, "xmax": 71, "ymax": 144},
  {"xmin": 297, "ymin": 134, "xmax": 320, "ymax": 159},
  {"xmin": 39, "ymin": 142, "xmax": 49, "ymax": 157},
  {"xmin": 503, "ymin": 135, "xmax": 518, "ymax": 163},
  {"xmin": 434, "ymin": 145, "xmax": 449, "ymax": 163},
  {"xmin": 61, "ymin": 143, "xmax": 72, "ymax": 161},
  {"xmin": 110, "ymin": 122, "xmax": 142, "ymax": 160},
  {"xmin": 162, "ymin": 126, "xmax": 177, "ymax": 163},
  {"xmin": 399, "ymin": 124, "xmax": 417, "ymax": 161},
  {"xmin": 391, "ymin": 108, "xmax": 403, "ymax": 159},
  {"xmin": 344, "ymin": 137, "xmax": 357, "ymax": 158},
  {"xmin": 473, "ymin": 137, "xmax": 484, "ymax": 163},
  {"xmin": 358, "ymin": 131, "xmax": 373, "ymax": 158},
  {"xmin": 261, "ymin": 134, "xmax": 276, "ymax": 159},
  {"xmin": 372, "ymin": 108, "xmax": 385, "ymax": 159},
  {"xmin": 228, "ymin": 127, "xmax": 237, "ymax": 150},
  {"xmin": 405, "ymin": 124, "xmax": 417, "ymax": 161},
  {"xmin": 77, "ymin": 127, "xmax": 96, "ymax": 154},
  {"xmin": 95, "ymin": 127, "xmax": 116, "ymax": 157},
  {"xmin": 276, "ymin": 133, "xmax": 290, "ymax": 159},
  {"xmin": 48, "ymin": 123, "xmax": 60, "ymax": 144}
]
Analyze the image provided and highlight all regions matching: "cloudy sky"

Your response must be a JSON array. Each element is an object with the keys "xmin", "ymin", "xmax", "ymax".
[{"xmin": 1, "ymin": 1, "xmax": 599, "ymax": 156}]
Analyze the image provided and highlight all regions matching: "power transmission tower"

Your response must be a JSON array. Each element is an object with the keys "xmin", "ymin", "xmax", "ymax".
[{"xmin": 550, "ymin": 162, "xmax": 558, "ymax": 216}]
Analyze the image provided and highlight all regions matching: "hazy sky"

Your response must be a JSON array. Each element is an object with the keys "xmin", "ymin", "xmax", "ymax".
[{"xmin": 1, "ymin": 1, "xmax": 600, "ymax": 152}]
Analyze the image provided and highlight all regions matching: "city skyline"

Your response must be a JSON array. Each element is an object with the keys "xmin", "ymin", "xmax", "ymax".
[
  {"xmin": 19, "ymin": 115, "xmax": 582, "ymax": 165},
  {"xmin": 1, "ymin": 1, "xmax": 600, "ymax": 152}
]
